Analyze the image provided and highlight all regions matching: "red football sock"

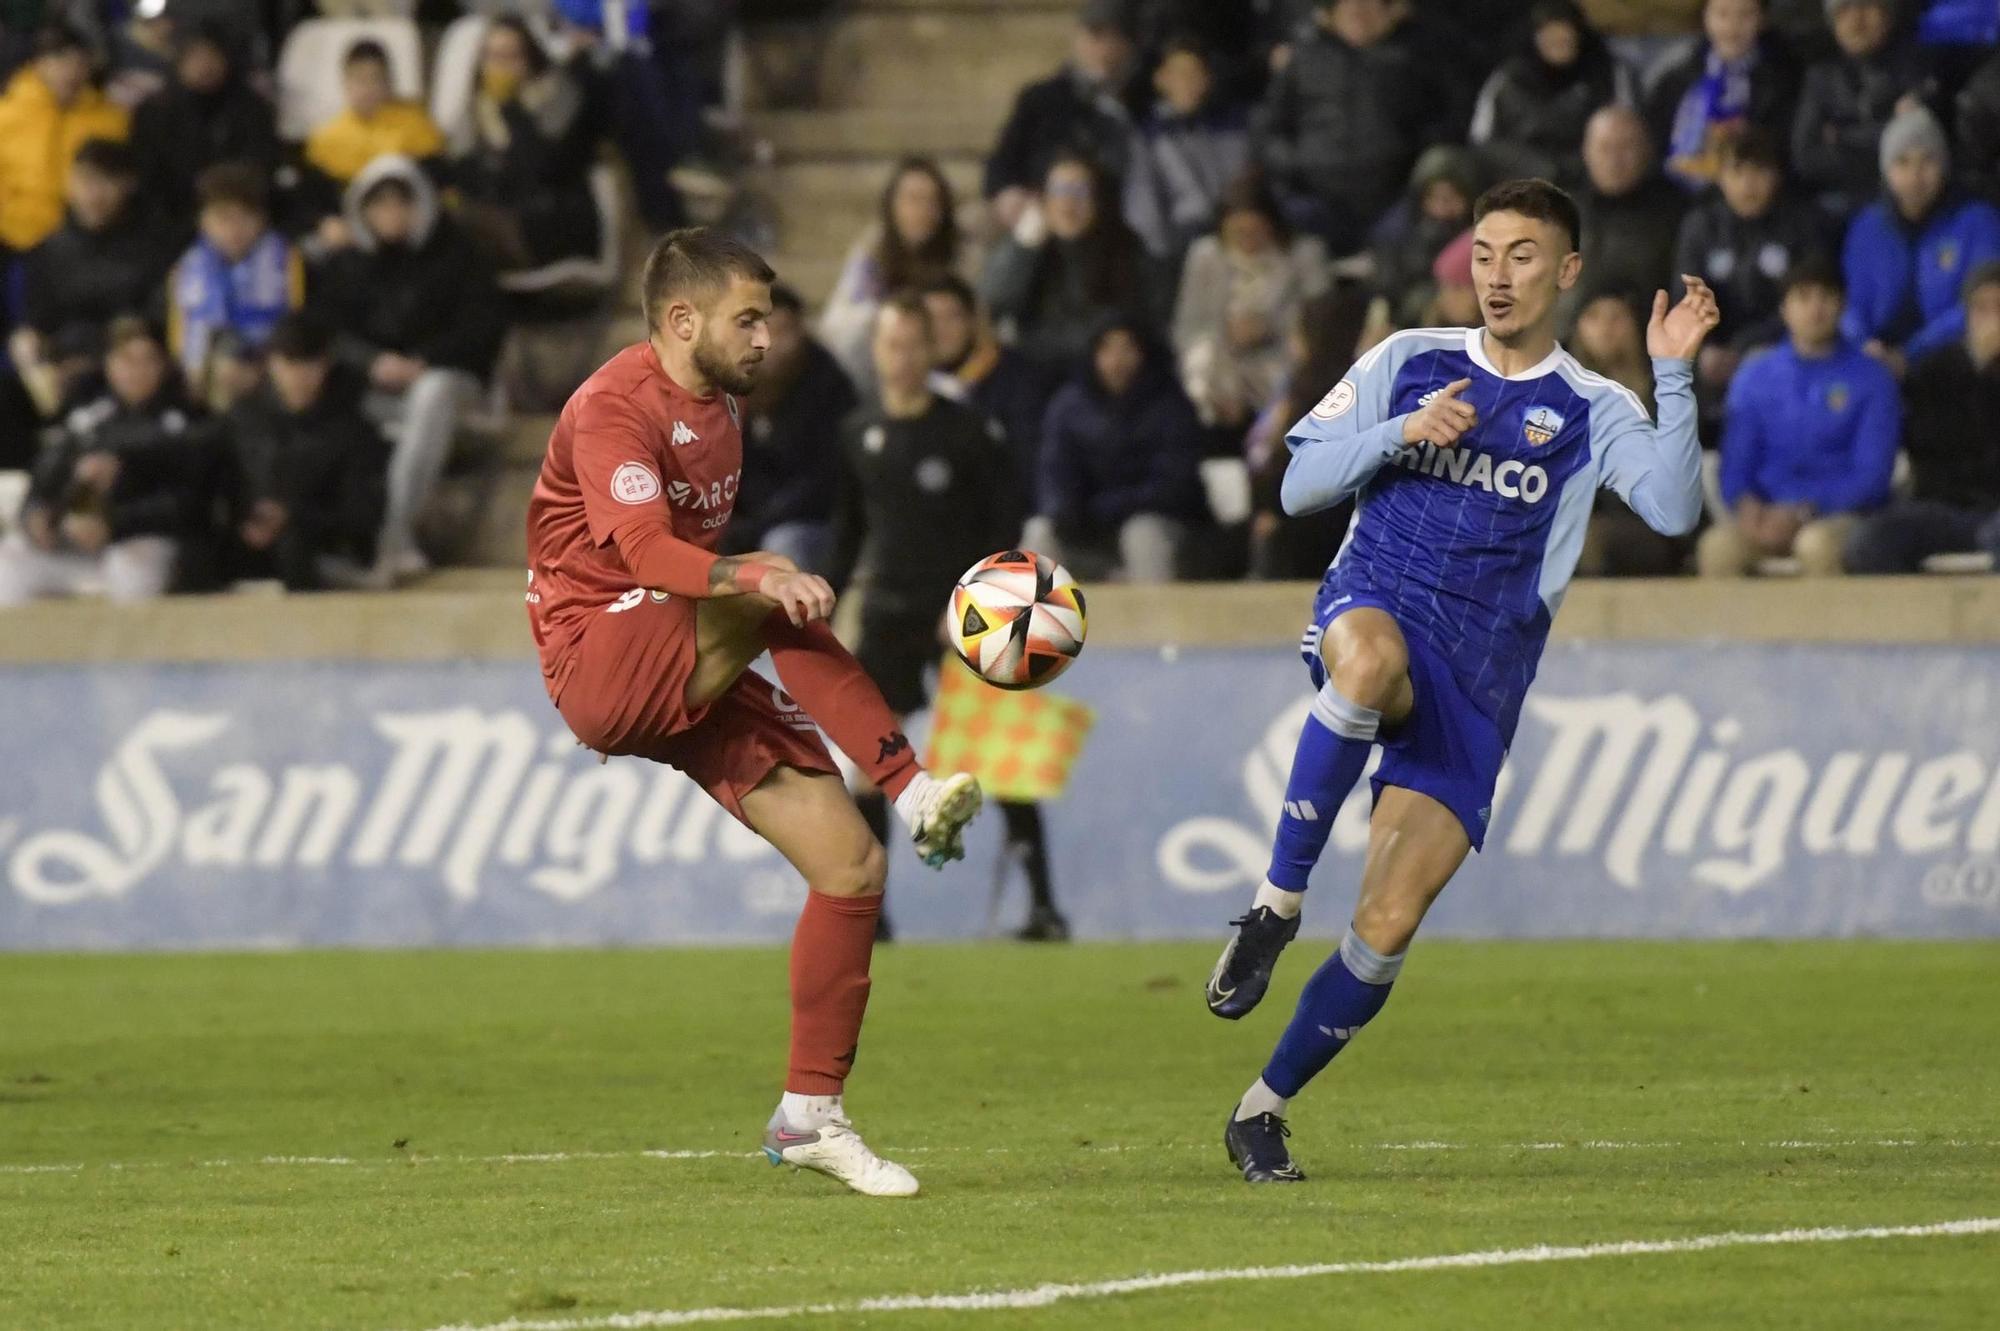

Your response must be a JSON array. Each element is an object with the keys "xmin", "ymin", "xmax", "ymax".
[
  {"xmin": 787, "ymin": 889, "xmax": 881, "ymax": 1095},
  {"xmin": 765, "ymin": 615, "xmax": 920, "ymax": 799}
]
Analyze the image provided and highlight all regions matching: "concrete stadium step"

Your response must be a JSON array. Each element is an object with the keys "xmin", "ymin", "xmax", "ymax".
[
  {"xmin": 750, "ymin": 108, "xmax": 997, "ymax": 161},
  {"xmin": 740, "ymin": 6, "xmax": 1068, "ymax": 115}
]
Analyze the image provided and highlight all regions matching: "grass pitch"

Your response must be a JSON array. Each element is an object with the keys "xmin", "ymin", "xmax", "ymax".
[{"xmin": 1, "ymin": 940, "xmax": 1995, "ymax": 1330}]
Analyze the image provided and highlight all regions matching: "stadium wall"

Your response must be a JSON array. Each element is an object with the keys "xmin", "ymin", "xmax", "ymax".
[{"xmin": 2, "ymin": 580, "xmax": 1998, "ymax": 949}]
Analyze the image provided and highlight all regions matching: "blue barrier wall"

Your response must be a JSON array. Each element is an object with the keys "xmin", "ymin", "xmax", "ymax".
[{"xmin": 3, "ymin": 643, "xmax": 1998, "ymax": 948}]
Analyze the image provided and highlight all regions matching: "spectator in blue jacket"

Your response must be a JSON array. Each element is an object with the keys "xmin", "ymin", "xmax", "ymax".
[
  {"xmin": 1841, "ymin": 106, "xmax": 2000, "ymax": 373},
  {"xmin": 1699, "ymin": 258, "xmax": 1901, "ymax": 577},
  {"xmin": 1022, "ymin": 315, "xmax": 1206, "ymax": 582}
]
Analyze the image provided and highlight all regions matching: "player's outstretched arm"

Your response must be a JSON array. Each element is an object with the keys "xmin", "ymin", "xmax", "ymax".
[
  {"xmin": 1599, "ymin": 278, "xmax": 1721, "ymax": 537},
  {"xmin": 1277, "ymin": 333, "xmax": 1424, "ymax": 516}
]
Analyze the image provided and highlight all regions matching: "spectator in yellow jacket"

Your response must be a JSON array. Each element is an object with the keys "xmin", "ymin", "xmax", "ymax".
[
  {"xmin": 303, "ymin": 39, "xmax": 442, "ymax": 186},
  {"xmin": 0, "ymin": 25, "xmax": 131, "ymax": 253}
]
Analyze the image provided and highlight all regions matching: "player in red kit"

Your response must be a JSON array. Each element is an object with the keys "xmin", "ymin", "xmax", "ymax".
[{"xmin": 526, "ymin": 228, "xmax": 983, "ymax": 1197}]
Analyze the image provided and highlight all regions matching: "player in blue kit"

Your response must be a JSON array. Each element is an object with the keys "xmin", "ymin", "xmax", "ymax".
[{"xmin": 1206, "ymin": 179, "xmax": 1722, "ymax": 1183}]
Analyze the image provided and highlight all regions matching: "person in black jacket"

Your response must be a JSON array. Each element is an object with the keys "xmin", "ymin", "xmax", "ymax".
[
  {"xmin": 311, "ymin": 155, "xmax": 504, "ymax": 584},
  {"xmin": 9, "ymin": 138, "xmax": 177, "ymax": 419},
  {"xmin": 1791, "ymin": 0, "xmax": 1933, "ymax": 221},
  {"xmin": 128, "ymin": 21, "xmax": 279, "ymax": 230},
  {"xmin": 227, "ymin": 313, "xmax": 389, "ymax": 591},
  {"xmin": 1844, "ymin": 260, "xmax": 2000, "ymax": 571},
  {"xmin": 723, "ymin": 284, "xmax": 856, "ymax": 573},
  {"xmin": 922, "ymin": 274, "xmax": 1058, "ymax": 506},
  {"xmin": 1467, "ymin": 0, "xmax": 1632, "ymax": 188},
  {"xmin": 1566, "ymin": 105, "xmax": 1689, "ymax": 328},
  {"xmin": 832, "ymin": 294, "xmax": 1069, "ymax": 943},
  {"xmin": 0, "ymin": 318, "xmax": 221, "ymax": 604},
  {"xmin": 982, "ymin": 0, "xmax": 1144, "ymax": 228}
]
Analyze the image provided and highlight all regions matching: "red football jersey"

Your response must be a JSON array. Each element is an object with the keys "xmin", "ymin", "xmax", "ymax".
[{"xmin": 526, "ymin": 342, "xmax": 743, "ymax": 696}]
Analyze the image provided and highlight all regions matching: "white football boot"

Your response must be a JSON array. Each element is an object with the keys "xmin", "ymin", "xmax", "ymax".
[
  {"xmin": 900, "ymin": 771, "xmax": 984, "ymax": 868},
  {"xmin": 762, "ymin": 1110, "xmax": 920, "ymax": 1197}
]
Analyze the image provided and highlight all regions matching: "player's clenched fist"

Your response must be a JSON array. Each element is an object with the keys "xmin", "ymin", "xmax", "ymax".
[
  {"xmin": 762, "ymin": 568, "xmax": 837, "ymax": 626},
  {"xmin": 1402, "ymin": 377, "xmax": 1477, "ymax": 448}
]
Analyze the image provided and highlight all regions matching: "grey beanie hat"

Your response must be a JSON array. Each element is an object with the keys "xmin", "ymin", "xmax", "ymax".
[{"xmin": 1879, "ymin": 106, "xmax": 1949, "ymax": 179}]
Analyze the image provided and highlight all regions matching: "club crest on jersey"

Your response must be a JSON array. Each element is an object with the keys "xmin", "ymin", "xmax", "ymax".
[
  {"xmin": 1826, "ymin": 382, "xmax": 1850, "ymax": 413},
  {"xmin": 670, "ymin": 420, "xmax": 699, "ymax": 447},
  {"xmin": 1311, "ymin": 380, "xmax": 1356, "ymax": 419},
  {"xmin": 610, "ymin": 461, "xmax": 662, "ymax": 504},
  {"xmin": 1522, "ymin": 406, "xmax": 1564, "ymax": 447}
]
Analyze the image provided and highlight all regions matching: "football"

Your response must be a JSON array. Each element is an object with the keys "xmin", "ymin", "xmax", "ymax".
[{"xmin": 948, "ymin": 550, "xmax": 1087, "ymax": 689}]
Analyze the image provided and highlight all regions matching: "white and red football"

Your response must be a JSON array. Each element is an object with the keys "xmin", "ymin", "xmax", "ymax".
[{"xmin": 947, "ymin": 550, "xmax": 1087, "ymax": 690}]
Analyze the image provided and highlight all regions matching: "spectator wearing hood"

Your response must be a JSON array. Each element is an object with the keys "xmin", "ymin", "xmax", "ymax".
[
  {"xmin": 0, "ymin": 24, "xmax": 129, "ymax": 255},
  {"xmin": 11, "ymin": 138, "xmax": 176, "ymax": 417},
  {"xmin": 1123, "ymin": 39, "xmax": 1252, "ymax": 263},
  {"xmin": 0, "ymin": 318, "xmax": 220, "ymax": 604},
  {"xmin": 1468, "ymin": 0, "xmax": 1633, "ymax": 187},
  {"xmin": 1645, "ymin": 0, "xmax": 1801, "ymax": 191},
  {"xmin": 1254, "ymin": 0, "xmax": 1449, "ymax": 254},
  {"xmin": 310, "ymin": 156, "xmax": 504, "ymax": 584},
  {"xmin": 984, "ymin": 0, "xmax": 1145, "ymax": 228},
  {"xmin": 128, "ymin": 21, "xmax": 279, "ymax": 230},
  {"xmin": 448, "ymin": 17, "xmax": 601, "ymax": 273},
  {"xmin": 1792, "ymin": 0, "xmax": 1933, "ymax": 221},
  {"xmin": 226, "ymin": 313, "xmax": 390, "ymax": 592},
  {"xmin": 168, "ymin": 161, "xmax": 304, "ymax": 407},
  {"xmin": 1173, "ymin": 178, "xmax": 1328, "ymax": 429},
  {"xmin": 1024, "ymin": 316, "xmax": 1206, "ymax": 583},
  {"xmin": 983, "ymin": 151, "xmax": 1157, "ymax": 372},
  {"xmin": 1368, "ymin": 146, "xmax": 1477, "ymax": 328},
  {"xmin": 1842, "ymin": 105, "xmax": 2000, "ymax": 372}
]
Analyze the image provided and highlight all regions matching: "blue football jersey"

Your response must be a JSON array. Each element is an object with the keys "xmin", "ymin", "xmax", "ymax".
[{"xmin": 1282, "ymin": 327, "xmax": 1702, "ymax": 734}]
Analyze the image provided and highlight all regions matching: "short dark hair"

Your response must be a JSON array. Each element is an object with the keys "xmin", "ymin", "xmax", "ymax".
[
  {"xmin": 1782, "ymin": 255, "xmax": 1845, "ymax": 298},
  {"xmin": 640, "ymin": 227, "xmax": 776, "ymax": 331},
  {"xmin": 1473, "ymin": 178, "xmax": 1581, "ymax": 253},
  {"xmin": 1722, "ymin": 126, "xmax": 1783, "ymax": 173},
  {"xmin": 921, "ymin": 273, "xmax": 979, "ymax": 313},
  {"xmin": 359, "ymin": 174, "xmax": 415, "ymax": 209},
  {"xmin": 877, "ymin": 289, "xmax": 934, "ymax": 335},
  {"xmin": 345, "ymin": 38, "xmax": 390, "ymax": 72},
  {"xmin": 1965, "ymin": 258, "xmax": 2000, "ymax": 303},
  {"xmin": 72, "ymin": 137, "xmax": 137, "ymax": 180},
  {"xmin": 769, "ymin": 283, "xmax": 805, "ymax": 317},
  {"xmin": 106, "ymin": 315, "xmax": 163, "ymax": 353},
  {"xmin": 268, "ymin": 313, "xmax": 334, "ymax": 362},
  {"xmin": 196, "ymin": 160, "xmax": 269, "ymax": 213}
]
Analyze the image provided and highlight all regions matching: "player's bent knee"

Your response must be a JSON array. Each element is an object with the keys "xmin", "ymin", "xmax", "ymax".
[
  {"xmin": 1325, "ymin": 633, "xmax": 1409, "ymax": 711},
  {"xmin": 1351, "ymin": 898, "xmax": 1424, "ymax": 954},
  {"xmin": 812, "ymin": 838, "xmax": 886, "ymax": 899}
]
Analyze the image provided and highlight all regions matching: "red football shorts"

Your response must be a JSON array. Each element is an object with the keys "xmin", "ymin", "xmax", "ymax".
[{"xmin": 552, "ymin": 592, "xmax": 837, "ymax": 823}]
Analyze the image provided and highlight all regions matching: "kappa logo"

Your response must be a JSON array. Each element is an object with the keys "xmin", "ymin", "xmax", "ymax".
[
  {"xmin": 877, "ymin": 731, "xmax": 911, "ymax": 763},
  {"xmin": 610, "ymin": 462, "xmax": 661, "ymax": 505},
  {"xmin": 1523, "ymin": 405, "xmax": 1564, "ymax": 447},
  {"xmin": 670, "ymin": 420, "xmax": 699, "ymax": 447}
]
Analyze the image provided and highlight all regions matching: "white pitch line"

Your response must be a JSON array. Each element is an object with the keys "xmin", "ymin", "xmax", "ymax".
[
  {"xmin": 409, "ymin": 1218, "xmax": 2000, "ymax": 1331},
  {"xmin": 3, "ymin": 1138, "xmax": 1994, "ymax": 1177}
]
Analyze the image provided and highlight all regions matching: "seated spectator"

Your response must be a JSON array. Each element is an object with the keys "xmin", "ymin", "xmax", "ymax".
[
  {"xmin": 1956, "ymin": 43, "xmax": 2000, "ymax": 201},
  {"xmin": 0, "ymin": 318, "xmax": 219, "ymax": 605},
  {"xmin": 129, "ymin": 21, "xmax": 278, "ymax": 229},
  {"xmin": 1570, "ymin": 288, "xmax": 1692, "ymax": 575},
  {"xmin": 169, "ymin": 162, "xmax": 304, "ymax": 408},
  {"xmin": 0, "ymin": 24, "xmax": 129, "ymax": 255},
  {"xmin": 983, "ymin": 0, "xmax": 1144, "ymax": 228},
  {"xmin": 1672, "ymin": 128, "xmax": 1827, "ymax": 397},
  {"xmin": 1569, "ymin": 105, "xmax": 1688, "ymax": 326},
  {"xmin": 1123, "ymin": 39, "xmax": 1252, "ymax": 263},
  {"xmin": 1844, "ymin": 260, "xmax": 2000, "ymax": 572},
  {"xmin": 1023, "ymin": 316, "xmax": 1206, "ymax": 583},
  {"xmin": 1369, "ymin": 146, "xmax": 1478, "ymax": 328},
  {"xmin": 819, "ymin": 157, "xmax": 964, "ymax": 387},
  {"xmin": 311, "ymin": 156, "xmax": 504, "ymax": 584},
  {"xmin": 1792, "ymin": 0, "xmax": 1932, "ymax": 220},
  {"xmin": 1842, "ymin": 106, "xmax": 2000, "ymax": 372},
  {"xmin": 725, "ymin": 285, "xmax": 857, "ymax": 573},
  {"xmin": 11, "ymin": 138, "xmax": 176, "ymax": 419},
  {"xmin": 923, "ymin": 274, "xmax": 1059, "ymax": 503},
  {"xmin": 1468, "ymin": 0, "xmax": 1633, "ymax": 187},
  {"xmin": 1243, "ymin": 286, "xmax": 1368, "ymax": 580},
  {"xmin": 104, "ymin": 0, "xmax": 174, "ymax": 108},
  {"xmin": 1699, "ymin": 259, "xmax": 1900, "ymax": 577},
  {"xmin": 982, "ymin": 152, "xmax": 1155, "ymax": 372},
  {"xmin": 1254, "ymin": 0, "xmax": 1447, "ymax": 254},
  {"xmin": 304, "ymin": 40, "xmax": 443, "ymax": 190},
  {"xmin": 1172, "ymin": 179, "xmax": 1328, "ymax": 428},
  {"xmin": 448, "ymin": 18, "xmax": 600, "ymax": 275},
  {"xmin": 1645, "ymin": 0, "xmax": 1801, "ymax": 191},
  {"xmin": 226, "ymin": 313, "xmax": 390, "ymax": 592},
  {"xmin": 549, "ymin": 0, "xmax": 702, "ymax": 233}
]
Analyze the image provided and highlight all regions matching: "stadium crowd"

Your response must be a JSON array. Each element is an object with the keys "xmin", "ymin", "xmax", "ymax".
[{"xmin": 4, "ymin": 0, "xmax": 2000, "ymax": 604}]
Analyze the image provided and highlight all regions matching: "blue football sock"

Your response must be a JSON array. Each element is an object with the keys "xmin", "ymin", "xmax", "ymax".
[
  {"xmin": 1266, "ymin": 682, "xmax": 1381, "ymax": 892},
  {"xmin": 1261, "ymin": 928, "xmax": 1405, "ymax": 1098}
]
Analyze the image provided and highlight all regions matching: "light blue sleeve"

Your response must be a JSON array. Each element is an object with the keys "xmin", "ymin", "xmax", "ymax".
[
  {"xmin": 1594, "ymin": 357, "xmax": 1704, "ymax": 537},
  {"xmin": 1278, "ymin": 332, "xmax": 1418, "ymax": 516}
]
